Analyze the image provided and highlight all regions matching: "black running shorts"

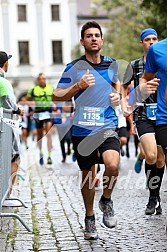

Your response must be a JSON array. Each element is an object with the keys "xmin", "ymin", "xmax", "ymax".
[
  {"xmin": 134, "ymin": 119, "xmax": 156, "ymax": 139},
  {"xmin": 72, "ymin": 129, "xmax": 120, "ymax": 170},
  {"xmin": 156, "ymin": 124, "xmax": 167, "ymax": 154}
]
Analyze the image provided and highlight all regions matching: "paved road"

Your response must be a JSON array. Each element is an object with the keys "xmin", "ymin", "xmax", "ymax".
[{"xmin": 1, "ymin": 132, "xmax": 167, "ymax": 251}]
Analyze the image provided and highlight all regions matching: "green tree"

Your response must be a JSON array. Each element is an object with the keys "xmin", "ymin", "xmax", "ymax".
[
  {"xmin": 71, "ymin": 1, "xmax": 161, "ymax": 62},
  {"xmin": 141, "ymin": 0, "xmax": 167, "ymax": 38},
  {"xmin": 92, "ymin": 0, "xmax": 150, "ymax": 61}
]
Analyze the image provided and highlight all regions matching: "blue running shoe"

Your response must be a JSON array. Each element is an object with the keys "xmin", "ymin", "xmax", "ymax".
[
  {"xmin": 134, "ymin": 156, "xmax": 143, "ymax": 173},
  {"xmin": 39, "ymin": 156, "xmax": 44, "ymax": 166},
  {"xmin": 99, "ymin": 198, "xmax": 117, "ymax": 228},
  {"xmin": 72, "ymin": 153, "xmax": 77, "ymax": 162}
]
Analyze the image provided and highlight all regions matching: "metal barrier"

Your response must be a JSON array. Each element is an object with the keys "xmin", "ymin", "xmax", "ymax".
[{"xmin": 0, "ymin": 108, "xmax": 31, "ymax": 232}]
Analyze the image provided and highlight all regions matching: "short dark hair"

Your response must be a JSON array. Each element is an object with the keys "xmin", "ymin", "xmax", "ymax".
[
  {"xmin": 0, "ymin": 51, "xmax": 12, "ymax": 68},
  {"xmin": 81, "ymin": 21, "xmax": 103, "ymax": 39}
]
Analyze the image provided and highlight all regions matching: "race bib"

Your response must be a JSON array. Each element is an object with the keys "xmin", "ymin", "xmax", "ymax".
[
  {"xmin": 78, "ymin": 106, "xmax": 104, "ymax": 126},
  {"xmin": 146, "ymin": 103, "xmax": 157, "ymax": 120},
  {"xmin": 38, "ymin": 111, "xmax": 50, "ymax": 120}
]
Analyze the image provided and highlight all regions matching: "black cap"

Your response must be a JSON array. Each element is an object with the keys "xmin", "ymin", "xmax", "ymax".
[{"xmin": 0, "ymin": 51, "xmax": 12, "ymax": 65}]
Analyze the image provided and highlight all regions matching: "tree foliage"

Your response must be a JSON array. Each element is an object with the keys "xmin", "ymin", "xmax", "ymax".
[
  {"xmin": 72, "ymin": 0, "xmax": 167, "ymax": 62},
  {"xmin": 141, "ymin": 0, "xmax": 167, "ymax": 38},
  {"xmin": 92, "ymin": 0, "xmax": 150, "ymax": 62}
]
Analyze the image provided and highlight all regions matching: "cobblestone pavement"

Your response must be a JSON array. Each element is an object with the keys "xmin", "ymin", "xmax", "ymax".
[{"xmin": 1, "ymin": 132, "xmax": 167, "ymax": 251}]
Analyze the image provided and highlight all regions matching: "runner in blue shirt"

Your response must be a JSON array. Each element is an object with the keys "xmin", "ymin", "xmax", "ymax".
[
  {"xmin": 122, "ymin": 29, "xmax": 165, "ymax": 216},
  {"xmin": 52, "ymin": 21, "xmax": 121, "ymax": 240},
  {"xmin": 140, "ymin": 38, "xmax": 167, "ymax": 166}
]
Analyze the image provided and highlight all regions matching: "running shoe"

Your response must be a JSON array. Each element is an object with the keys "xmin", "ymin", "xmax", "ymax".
[
  {"xmin": 84, "ymin": 216, "xmax": 98, "ymax": 240},
  {"xmin": 72, "ymin": 153, "xmax": 77, "ymax": 162},
  {"xmin": 134, "ymin": 155, "xmax": 143, "ymax": 173},
  {"xmin": 99, "ymin": 198, "xmax": 117, "ymax": 228},
  {"xmin": 47, "ymin": 157, "xmax": 52, "ymax": 165},
  {"xmin": 156, "ymin": 196, "xmax": 162, "ymax": 215},
  {"xmin": 39, "ymin": 155, "xmax": 44, "ymax": 166},
  {"xmin": 145, "ymin": 196, "xmax": 157, "ymax": 215}
]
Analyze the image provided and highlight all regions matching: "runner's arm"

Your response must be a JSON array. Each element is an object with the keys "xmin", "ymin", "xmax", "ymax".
[
  {"xmin": 52, "ymin": 83, "xmax": 81, "ymax": 102},
  {"xmin": 139, "ymin": 71, "xmax": 159, "ymax": 94}
]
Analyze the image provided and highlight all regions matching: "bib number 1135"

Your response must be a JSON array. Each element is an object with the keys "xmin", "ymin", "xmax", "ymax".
[{"xmin": 78, "ymin": 106, "xmax": 104, "ymax": 126}]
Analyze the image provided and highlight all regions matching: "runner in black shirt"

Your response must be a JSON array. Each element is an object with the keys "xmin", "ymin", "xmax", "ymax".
[{"xmin": 122, "ymin": 28, "xmax": 165, "ymax": 215}]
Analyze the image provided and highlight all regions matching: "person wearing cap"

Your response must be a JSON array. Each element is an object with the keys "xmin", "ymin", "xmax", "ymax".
[
  {"xmin": 0, "ymin": 51, "xmax": 21, "ymax": 112},
  {"xmin": 121, "ymin": 28, "xmax": 165, "ymax": 215},
  {"xmin": 0, "ymin": 51, "xmax": 24, "ymax": 195}
]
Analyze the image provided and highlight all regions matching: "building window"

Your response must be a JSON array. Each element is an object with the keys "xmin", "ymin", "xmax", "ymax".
[
  {"xmin": 52, "ymin": 41, "xmax": 63, "ymax": 64},
  {"xmin": 17, "ymin": 5, "xmax": 27, "ymax": 22},
  {"xmin": 18, "ymin": 41, "xmax": 29, "ymax": 65},
  {"xmin": 51, "ymin": 5, "xmax": 60, "ymax": 21}
]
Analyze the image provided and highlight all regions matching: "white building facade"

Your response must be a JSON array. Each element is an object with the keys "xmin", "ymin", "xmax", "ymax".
[
  {"xmin": 0, "ymin": 0, "xmax": 78, "ymax": 83},
  {"xmin": 0, "ymin": 0, "xmax": 109, "ymax": 94}
]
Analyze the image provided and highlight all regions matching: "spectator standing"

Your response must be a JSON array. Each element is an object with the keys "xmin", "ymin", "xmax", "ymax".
[{"xmin": 0, "ymin": 51, "xmax": 24, "ymax": 194}]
